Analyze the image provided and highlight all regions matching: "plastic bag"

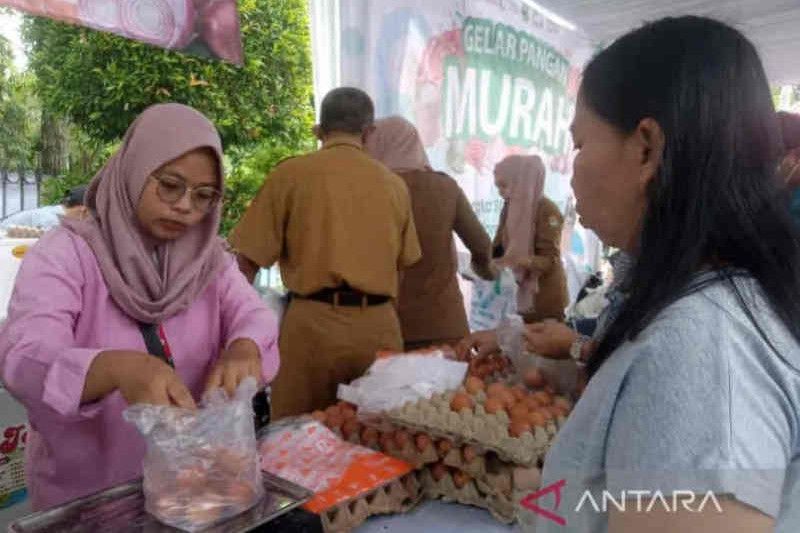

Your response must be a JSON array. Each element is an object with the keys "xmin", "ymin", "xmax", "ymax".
[
  {"xmin": 337, "ymin": 352, "xmax": 468, "ymax": 415},
  {"xmin": 497, "ymin": 316, "xmax": 579, "ymax": 396},
  {"xmin": 469, "ymin": 268, "xmax": 518, "ymax": 331},
  {"xmin": 124, "ymin": 377, "xmax": 263, "ymax": 532},
  {"xmin": 259, "ymin": 419, "xmax": 372, "ymax": 493}
]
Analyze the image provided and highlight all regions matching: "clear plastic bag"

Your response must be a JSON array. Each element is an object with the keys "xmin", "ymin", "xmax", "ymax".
[
  {"xmin": 468, "ymin": 268, "xmax": 518, "ymax": 331},
  {"xmin": 336, "ymin": 352, "xmax": 468, "ymax": 415},
  {"xmin": 124, "ymin": 377, "xmax": 263, "ymax": 532},
  {"xmin": 497, "ymin": 316, "xmax": 579, "ymax": 396}
]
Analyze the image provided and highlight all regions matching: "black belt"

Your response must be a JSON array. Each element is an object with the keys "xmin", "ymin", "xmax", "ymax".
[{"xmin": 291, "ymin": 287, "xmax": 390, "ymax": 307}]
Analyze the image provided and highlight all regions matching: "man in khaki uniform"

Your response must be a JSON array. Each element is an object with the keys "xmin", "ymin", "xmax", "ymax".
[{"xmin": 229, "ymin": 88, "xmax": 421, "ymax": 418}]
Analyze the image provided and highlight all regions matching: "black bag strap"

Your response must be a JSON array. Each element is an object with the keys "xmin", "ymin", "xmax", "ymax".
[{"xmin": 138, "ymin": 322, "xmax": 173, "ymax": 367}]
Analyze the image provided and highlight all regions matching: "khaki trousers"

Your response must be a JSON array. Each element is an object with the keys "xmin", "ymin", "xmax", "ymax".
[{"xmin": 270, "ymin": 298, "xmax": 403, "ymax": 418}]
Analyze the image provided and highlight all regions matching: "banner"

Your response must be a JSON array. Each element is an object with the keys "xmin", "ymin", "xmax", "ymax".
[
  {"xmin": 0, "ymin": 0, "xmax": 243, "ymax": 63},
  {"xmin": 313, "ymin": 0, "xmax": 603, "ymax": 305}
]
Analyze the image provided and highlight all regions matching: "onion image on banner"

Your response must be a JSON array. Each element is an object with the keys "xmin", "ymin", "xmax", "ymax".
[{"xmin": 1, "ymin": 0, "xmax": 244, "ymax": 64}]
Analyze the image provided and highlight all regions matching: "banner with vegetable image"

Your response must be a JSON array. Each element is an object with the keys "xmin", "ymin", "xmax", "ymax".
[
  {"xmin": 328, "ymin": 0, "xmax": 603, "ymax": 304},
  {"xmin": 0, "ymin": 0, "xmax": 243, "ymax": 64}
]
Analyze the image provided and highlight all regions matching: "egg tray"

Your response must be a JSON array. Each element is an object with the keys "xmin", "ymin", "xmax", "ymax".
[
  {"xmin": 318, "ymin": 472, "xmax": 423, "ymax": 533},
  {"xmin": 418, "ymin": 465, "xmax": 517, "ymax": 524},
  {"xmin": 333, "ymin": 423, "xmax": 471, "ymax": 472},
  {"xmin": 332, "ymin": 425, "xmax": 541, "ymax": 501},
  {"xmin": 382, "ymin": 390, "xmax": 565, "ymax": 467}
]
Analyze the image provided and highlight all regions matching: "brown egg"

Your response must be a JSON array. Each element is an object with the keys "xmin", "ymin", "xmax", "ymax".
[
  {"xmin": 527, "ymin": 411, "xmax": 546, "ymax": 427},
  {"xmin": 226, "ymin": 481, "xmax": 257, "ymax": 505},
  {"xmin": 486, "ymin": 382, "xmax": 506, "ymax": 398},
  {"xmin": 361, "ymin": 427, "xmax": 379, "ymax": 446},
  {"xmin": 499, "ymin": 390, "xmax": 516, "ymax": 410},
  {"xmin": 311, "ymin": 410, "xmax": 326, "ymax": 423},
  {"xmin": 533, "ymin": 391, "xmax": 553, "ymax": 406},
  {"xmin": 484, "ymin": 397, "xmax": 504, "ymax": 414},
  {"xmin": 338, "ymin": 402, "xmax": 357, "ymax": 420},
  {"xmin": 437, "ymin": 439, "xmax": 453, "ymax": 456},
  {"xmin": 553, "ymin": 396, "xmax": 573, "ymax": 411},
  {"xmin": 523, "ymin": 396, "xmax": 541, "ymax": 410},
  {"xmin": 462, "ymin": 445, "xmax": 478, "ymax": 463},
  {"xmin": 415, "ymin": 433, "xmax": 432, "ymax": 452},
  {"xmin": 341, "ymin": 418, "xmax": 361, "ymax": 440},
  {"xmin": 394, "ymin": 430, "xmax": 411, "ymax": 449},
  {"xmin": 511, "ymin": 386, "xmax": 527, "ymax": 402},
  {"xmin": 431, "ymin": 462, "xmax": 448, "ymax": 481},
  {"xmin": 325, "ymin": 412, "xmax": 343, "ymax": 430},
  {"xmin": 379, "ymin": 432, "xmax": 395, "ymax": 452},
  {"xmin": 509, "ymin": 403, "xmax": 530, "ymax": 422},
  {"xmin": 453, "ymin": 470, "xmax": 472, "ymax": 489},
  {"xmin": 523, "ymin": 367, "xmax": 546, "ymax": 389},
  {"xmin": 509, "ymin": 420, "xmax": 532, "ymax": 438},
  {"xmin": 465, "ymin": 376, "xmax": 485, "ymax": 395},
  {"xmin": 186, "ymin": 503, "xmax": 222, "ymax": 528},
  {"xmin": 450, "ymin": 392, "xmax": 474, "ymax": 413}
]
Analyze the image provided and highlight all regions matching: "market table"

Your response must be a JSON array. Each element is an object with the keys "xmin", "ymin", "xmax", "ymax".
[
  {"xmin": 0, "ymin": 237, "xmax": 37, "ymax": 321},
  {"xmin": 356, "ymin": 499, "xmax": 519, "ymax": 533}
]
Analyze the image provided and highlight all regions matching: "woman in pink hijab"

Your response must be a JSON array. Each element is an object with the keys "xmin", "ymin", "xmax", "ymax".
[
  {"xmin": 0, "ymin": 103, "xmax": 279, "ymax": 510},
  {"xmin": 366, "ymin": 116, "xmax": 494, "ymax": 349},
  {"xmin": 493, "ymin": 154, "xmax": 568, "ymax": 322}
]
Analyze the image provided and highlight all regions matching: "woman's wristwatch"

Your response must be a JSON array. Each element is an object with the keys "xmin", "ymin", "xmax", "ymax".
[{"xmin": 569, "ymin": 334, "xmax": 592, "ymax": 367}]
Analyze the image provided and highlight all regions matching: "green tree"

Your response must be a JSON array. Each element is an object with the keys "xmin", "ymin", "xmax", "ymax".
[
  {"xmin": 24, "ymin": 0, "xmax": 316, "ymax": 228},
  {"xmin": 0, "ymin": 36, "xmax": 40, "ymax": 166},
  {"xmin": 22, "ymin": 0, "xmax": 314, "ymax": 151}
]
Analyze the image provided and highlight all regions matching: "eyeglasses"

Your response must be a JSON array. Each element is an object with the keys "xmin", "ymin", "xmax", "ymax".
[{"xmin": 150, "ymin": 173, "xmax": 221, "ymax": 213}]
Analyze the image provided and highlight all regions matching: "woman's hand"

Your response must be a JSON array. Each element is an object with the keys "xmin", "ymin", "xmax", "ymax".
[
  {"xmin": 84, "ymin": 351, "xmax": 196, "ymax": 409},
  {"xmin": 204, "ymin": 338, "xmax": 262, "ymax": 397},
  {"xmin": 455, "ymin": 330, "xmax": 500, "ymax": 360},
  {"xmin": 523, "ymin": 321, "xmax": 577, "ymax": 359}
]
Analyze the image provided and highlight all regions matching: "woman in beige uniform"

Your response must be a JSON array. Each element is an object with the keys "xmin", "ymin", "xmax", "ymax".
[
  {"xmin": 492, "ymin": 154, "xmax": 568, "ymax": 323},
  {"xmin": 366, "ymin": 116, "xmax": 495, "ymax": 350}
]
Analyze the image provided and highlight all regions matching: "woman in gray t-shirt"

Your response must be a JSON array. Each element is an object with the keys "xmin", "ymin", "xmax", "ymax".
[{"xmin": 536, "ymin": 16, "xmax": 800, "ymax": 533}]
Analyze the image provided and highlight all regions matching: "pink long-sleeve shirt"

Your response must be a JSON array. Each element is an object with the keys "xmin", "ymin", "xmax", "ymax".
[{"xmin": 0, "ymin": 227, "xmax": 280, "ymax": 510}]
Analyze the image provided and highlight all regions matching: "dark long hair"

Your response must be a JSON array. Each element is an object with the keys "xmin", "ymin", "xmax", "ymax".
[{"xmin": 583, "ymin": 16, "xmax": 800, "ymax": 377}]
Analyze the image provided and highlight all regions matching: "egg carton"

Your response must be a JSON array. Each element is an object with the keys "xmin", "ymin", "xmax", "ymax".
[
  {"xmin": 319, "ymin": 472, "xmax": 423, "ymax": 533},
  {"xmin": 418, "ymin": 466, "xmax": 517, "ymax": 524},
  {"xmin": 385, "ymin": 391, "xmax": 566, "ymax": 466},
  {"xmin": 333, "ymin": 421, "xmax": 537, "ymax": 499}
]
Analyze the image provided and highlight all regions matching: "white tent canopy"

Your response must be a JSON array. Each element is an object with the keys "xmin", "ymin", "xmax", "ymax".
[{"xmin": 532, "ymin": 0, "xmax": 800, "ymax": 85}]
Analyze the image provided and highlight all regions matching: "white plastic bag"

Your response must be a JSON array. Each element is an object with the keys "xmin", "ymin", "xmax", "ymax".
[
  {"xmin": 124, "ymin": 377, "xmax": 263, "ymax": 532},
  {"xmin": 469, "ymin": 268, "xmax": 518, "ymax": 331},
  {"xmin": 337, "ymin": 352, "xmax": 468, "ymax": 415}
]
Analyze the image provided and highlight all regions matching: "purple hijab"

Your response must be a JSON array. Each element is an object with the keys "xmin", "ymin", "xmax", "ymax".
[{"xmin": 62, "ymin": 103, "xmax": 227, "ymax": 323}]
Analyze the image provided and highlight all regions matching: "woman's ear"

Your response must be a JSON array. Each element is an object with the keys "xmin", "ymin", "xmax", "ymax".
[{"xmin": 632, "ymin": 117, "xmax": 665, "ymax": 189}]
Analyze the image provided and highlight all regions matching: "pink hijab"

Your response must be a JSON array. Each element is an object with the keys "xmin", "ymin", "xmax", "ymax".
[
  {"xmin": 494, "ymin": 154, "xmax": 546, "ymax": 313},
  {"xmin": 62, "ymin": 103, "xmax": 227, "ymax": 324},
  {"xmin": 365, "ymin": 116, "xmax": 432, "ymax": 173}
]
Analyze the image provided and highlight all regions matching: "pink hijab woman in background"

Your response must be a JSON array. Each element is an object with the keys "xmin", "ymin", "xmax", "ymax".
[
  {"xmin": 493, "ymin": 154, "xmax": 569, "ymax": 322},
  {"xmin": 366, "ymin": 116, "xmax": 494, "ymax": 349},
  {"xmin": 366, "ymin": 115, "xmax": 432, "ymax": 173},
  {"xmin": 0, "ymin": 103, "xmax": 279, "ymax": 510}
]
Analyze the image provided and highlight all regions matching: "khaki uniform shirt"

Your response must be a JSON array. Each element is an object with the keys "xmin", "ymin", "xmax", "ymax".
[
  {"xmin": 493, "ymin": 197, "xmax": 568, "ymax": 321},
  {"xmin": 396, "ymin": 169, "xmax": 492, "ymax": 343},
  {"xmin": 229, "ymin": 136, "xmax": 421, "ymax": 298}
]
